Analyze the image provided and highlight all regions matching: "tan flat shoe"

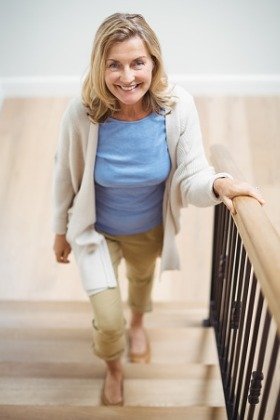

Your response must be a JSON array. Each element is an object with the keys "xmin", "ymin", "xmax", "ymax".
[
  {"xmin": 128, "ymin": 329, "xmax": 151, "ymax": 363},
  {"xmin": 101, "ymin": 378, "xmax": 124, "ymax": 406}
]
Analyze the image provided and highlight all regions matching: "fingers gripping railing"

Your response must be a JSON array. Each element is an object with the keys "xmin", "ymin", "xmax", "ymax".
[{"xmin": 206, "ymin": 144, "xmax": 280, "ymax": 420}]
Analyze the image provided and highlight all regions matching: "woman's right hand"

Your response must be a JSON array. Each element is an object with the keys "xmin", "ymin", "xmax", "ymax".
[{"xmin": 53, "ymin": 234, "xmax": 72, "ymax": 263}]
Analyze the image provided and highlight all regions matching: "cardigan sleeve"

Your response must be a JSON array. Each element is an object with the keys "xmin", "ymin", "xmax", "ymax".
[
  {"xmin": 175, "ymin": 94, "xmax": 232, "ymax": 207},
  {"xmin": 52, "ymin": 108, "xmax": 78, "ymax": 234}
]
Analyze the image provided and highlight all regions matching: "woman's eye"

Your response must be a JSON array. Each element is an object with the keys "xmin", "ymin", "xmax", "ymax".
[
  {"xmin": 107, "ymin": 62, "xmax": 119, "ymax": 70},
  {"xmin": 134, "ymin": 61, "xmax": 144, "ymax": 68}
]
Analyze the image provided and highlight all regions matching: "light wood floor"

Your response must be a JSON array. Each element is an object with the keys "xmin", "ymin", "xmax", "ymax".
[{"xmin": 0, "ymin": 96, "xmax": 279, "ymax": 302}]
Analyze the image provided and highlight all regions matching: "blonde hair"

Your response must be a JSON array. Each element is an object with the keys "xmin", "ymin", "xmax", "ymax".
[{"xmin": 82, "ymin": 13, "xmax": 176, "ymax": 123}]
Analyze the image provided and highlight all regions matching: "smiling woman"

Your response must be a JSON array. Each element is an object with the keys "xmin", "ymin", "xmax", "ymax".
[{"xmin": 52, "ymin": 12, "xmax": 265, "ymax": 407}]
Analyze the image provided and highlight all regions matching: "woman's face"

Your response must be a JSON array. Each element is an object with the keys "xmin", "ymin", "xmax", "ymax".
[{"xmin": 104, "ymin": 36, "xmax": 154, "ymax": 112}]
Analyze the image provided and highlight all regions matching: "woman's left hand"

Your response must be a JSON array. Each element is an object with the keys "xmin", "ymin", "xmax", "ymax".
[{"xmin": 213, "ymin": 177, "xmax": 266, "ymax": 215}]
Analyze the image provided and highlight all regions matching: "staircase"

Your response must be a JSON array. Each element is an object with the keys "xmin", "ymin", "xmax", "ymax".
[{"xmin": 0, "ymin": 301, "xmax": 227, "ymax": 419}]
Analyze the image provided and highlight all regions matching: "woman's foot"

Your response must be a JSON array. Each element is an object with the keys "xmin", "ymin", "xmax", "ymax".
[
  {"xmin": 128, "ymin": 326, "xmax": 148, "ymax": 353},
  {"xmin": 128, "ymin": 327, "xmax": 150, "ymax": 363},
  {"xmin": 101, "ymin": 358, "xmax": 124, "ymax": 406},
  {"xmin": 128, "ymin": 311, "xmax": 150, "ymax": 363}
]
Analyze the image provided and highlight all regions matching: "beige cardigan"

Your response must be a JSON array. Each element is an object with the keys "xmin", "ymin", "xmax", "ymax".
[{"xmin": 52, "ymin": 84, "xmax": 231, "ymax": 294}]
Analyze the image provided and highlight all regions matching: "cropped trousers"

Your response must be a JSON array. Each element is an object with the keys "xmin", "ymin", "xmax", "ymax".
[{"xmin": 88, "ymin": 223, "xmax": 163, "ymax": 361}]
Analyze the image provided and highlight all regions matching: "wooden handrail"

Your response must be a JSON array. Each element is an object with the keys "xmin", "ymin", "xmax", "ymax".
[{"xmin": 210, "ymin": 144, "xmax": 280, "ymax": 333}]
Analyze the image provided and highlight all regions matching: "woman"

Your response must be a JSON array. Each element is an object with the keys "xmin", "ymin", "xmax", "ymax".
[{"xmin": 52, "ymin": 13, "xmax": 265, "ymax": 406}]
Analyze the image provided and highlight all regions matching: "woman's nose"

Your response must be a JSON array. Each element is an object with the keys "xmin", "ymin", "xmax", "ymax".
[{"xmin": 120, "ymin": 67, "xmax": 135, "ymax": 84}]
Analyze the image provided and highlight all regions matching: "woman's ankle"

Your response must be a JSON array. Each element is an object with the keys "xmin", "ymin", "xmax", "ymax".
[
  {"xmin": 130, "ymin": 310, "xmax": 145, "ymax": 328},
  {"xmin": 106, "ymin": 358, "xmax": 123, "ymax": 375}
]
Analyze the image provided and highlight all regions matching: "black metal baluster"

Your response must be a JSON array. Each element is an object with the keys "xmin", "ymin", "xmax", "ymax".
[
  {"xmin": 205, "ymin": 204, "xmax": 224, "ymax": 327},
  {"xmin": 218, "ymin": 213, "xmax": 232, "ymax": 327},
  {"xmin": 247, "ymin": 308, "xmax": 271, "ymax": 419},
  {"xmin": 216, "ymin": 207, "xmax": 229, "ymax": 325},
  {"xmin": 233, "ymin": 272, "xmax": 258, "ymax": 419},
  {"xmin": 229, "ymin": 255, "xmax": 252, "ymax": 417},
  {"xmin": 225, "ymin": 244, "xmax": 247, "ymax": 396},
  {"xmin": 216, "ymin": 204, "xmax": 225, "ymax": 275},
  {"xmin": 220, "ymin": 223, "xmax": 238, "ymax": 378},
  {"xmin": 222, "ymin": 233, "xmax": 242, "ymax": 378},
  {"xmin": 212, "ymin": 205, "xmax": 221, "ymax": 302},
  {"xmin": 217, "ymin": 214, "xmax": 232, "ymax": 339},
  {"xmin": 257, "ymin": 329, "xmax": 280, "ymax": 419},
  {"xmin": 219, "ymin": 220, "xmax": 237, "ymax": 371},
  {"xmin": 239, "ymin": 288, "xmax": 264, "ymax": 418},
  {"xmin": 212, "ymin": 204, "xmax": 226, "ymax": 327}
]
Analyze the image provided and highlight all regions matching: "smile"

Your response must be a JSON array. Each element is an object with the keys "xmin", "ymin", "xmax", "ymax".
[{"xmin": 117, "ymin": 84, "xmax": 140, "ymax": 91}]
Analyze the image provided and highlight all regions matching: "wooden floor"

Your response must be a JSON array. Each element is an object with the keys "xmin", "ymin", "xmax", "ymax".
[
  {"xmin": 0, "ymin": 96, "xmax": 279, "ymax": 302},
  {"xmin": 0, "ymin": 301, "xmax": 227, "ymax": 419}
]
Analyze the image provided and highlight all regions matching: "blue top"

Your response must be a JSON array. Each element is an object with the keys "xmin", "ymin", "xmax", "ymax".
[{"xmin": 94, "ymin": 112, "xmax": 171, "ymax": 235}]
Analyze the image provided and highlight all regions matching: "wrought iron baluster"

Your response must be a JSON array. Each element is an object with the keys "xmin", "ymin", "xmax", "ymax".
[
  {"xmin": 239, "ymin": 289, "xmax": 264, "ymax": 418},
  {"xmin": 258, "ymin": 332, "xmax": 280, "ymax": 419},
  {"xmin": 205, "ymin": 204, "xmax": 225, "ymax": 328},
  {"xmin": 225, "ymin": 244, "xmax": 247, "ymax": 395},
  {"xmin": 247, "ymin": 308, "xmax": 271, "ymax": 419},
  {"xmin": 216, "ymin": 207, "xmax": 229, "ymax": 325},
  {"xmin": 219, "ymin": 220, "xmax": 237, "ymax": 370},
  {"xmin": 233, "ymin": 272, "xmax": 258, "ymax": 419},
  {"xmin": 222, "ymin": 233, "xmax": 242, "ymax": 378},
  {"xmin": 229, "ymin": 255, "xmax": 252, "ymax": 415}
]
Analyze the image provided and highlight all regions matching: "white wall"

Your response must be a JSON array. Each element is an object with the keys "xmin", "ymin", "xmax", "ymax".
[{"xmin": 0, "ymin": 0, "xmax": 280, "ymax": 95}]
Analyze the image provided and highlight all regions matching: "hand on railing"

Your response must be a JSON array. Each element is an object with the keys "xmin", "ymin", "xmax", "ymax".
[{"xmin": 213, "ymin": 177, "xmax": 266, "ymax": 215}]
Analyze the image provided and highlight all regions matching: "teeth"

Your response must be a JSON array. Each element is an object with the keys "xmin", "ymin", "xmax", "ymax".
[{"xmin": 119, "ymin": 84, "xmax": 138, "ymax": 91}]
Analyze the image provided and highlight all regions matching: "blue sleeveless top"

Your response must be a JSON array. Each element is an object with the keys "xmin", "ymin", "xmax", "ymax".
[{"xmin": 94, "ymin": 112, "xmax": 171, "ymax": 235}]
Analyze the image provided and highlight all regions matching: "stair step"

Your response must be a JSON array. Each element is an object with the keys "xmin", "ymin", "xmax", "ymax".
[
  {"xmin": 0, "ymin": 405, "xmax": 227, "ymax": 420},
  {"xmin": 0, "ymin": 361, "xmax": 221, "ymax": 380},
  {"xmin": 0, "ymin": 301, "xmax": 209, "ymax": 329},
  {"xmin": 0, "ymin": 327, "xmax": 218, "ymax": 364},
  {"xmin": 0, "ymin": 374, "xmax": 224, "ymax": 407},
  {"xmin": 0, "ymin": 362, "xmax": 225, "ymax": 408}
]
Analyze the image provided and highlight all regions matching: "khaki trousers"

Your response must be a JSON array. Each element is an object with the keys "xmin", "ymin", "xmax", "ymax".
[{"xmin": 89, "ymin": 223, "xmax": 163, "ymax": 361}]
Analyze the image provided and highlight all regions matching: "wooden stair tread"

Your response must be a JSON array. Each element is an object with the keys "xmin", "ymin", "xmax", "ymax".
[
  {"xmin": 0, "ymin": 301, "xmax": 209, "ymax": 329},
  {"xmin": 0, "ymin": 301, "xmax": 208, "ymax": 311},
  {"xmin": 0, "ymin": 405, "xmax": 227, "ymax": 420},
  {"xmin": 0, "ymin": 361, "xmax": 222, "ymax": 379},
  {"xmin": 0, "ymin": 327, "xmax": 218, "ymax": 364},
  {"xmin": 0, "ymin": 376, "xmax": 225, "ymax": 407}
]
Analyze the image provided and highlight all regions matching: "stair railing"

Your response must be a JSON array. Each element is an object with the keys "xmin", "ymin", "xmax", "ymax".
[{"xmin": 206, "ymin": 144, "xmax": 280, "ymax": 420}]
